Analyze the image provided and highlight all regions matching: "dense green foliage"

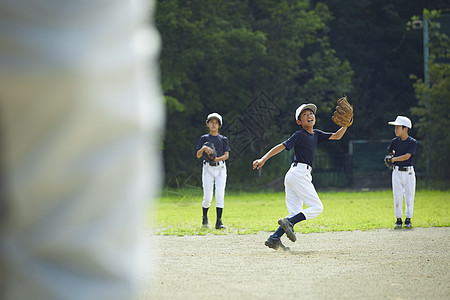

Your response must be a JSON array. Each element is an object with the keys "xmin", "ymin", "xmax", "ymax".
[
  {"xmin": 156, "ymin": 0, "xmax": 353, "ymax": 189},
  {"xmin": 154, "ymin": 0, "xmax": 450, "ymax": 188},
  {"xmin": 150, "ymin": 190, "xmax": 450, "ymax": 236},
  {"xmin": 410, "ymin": 10, "xmax": 450, "ymax": 178}
]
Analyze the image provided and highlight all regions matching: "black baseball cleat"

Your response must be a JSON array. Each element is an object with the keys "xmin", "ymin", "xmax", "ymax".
[
  {"xmin": 202, "ymin": 216, "xmax": 209, "ymax": 228},
  {"xmin": 278, "ymin": 218, "xmax": 296, "ymax": 242},
  {"xmin": 394, "ymin": 219, "xmax": 403, "ymax": 229},
  {"xmin": 404, "ymin": 218, "xmax": 412, "ymax": 229},
  {"xmin": 264, "ymin": 237, "xmax": 290, "ymax": 251},
  {"xmin": 215, "ymin": 218, "xmax": 225, "ymax": 229}
]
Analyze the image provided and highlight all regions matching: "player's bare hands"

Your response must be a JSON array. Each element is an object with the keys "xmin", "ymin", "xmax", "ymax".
[{"xmin": 253, "ymin": 159, "xmax": 265, "ymax": 170}]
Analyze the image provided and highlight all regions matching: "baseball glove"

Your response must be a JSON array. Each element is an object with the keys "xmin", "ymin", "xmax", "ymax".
[
  {"xmin": 202, "ymin": 142, "xmax": 217, "ymax": 162},
  {"xmin": 332, "ymin": 95, "xmax": 353, "ymax": 127},
  {"xmin": 384, "ymin": 154, "xmax": 394, "ymax": 170}
]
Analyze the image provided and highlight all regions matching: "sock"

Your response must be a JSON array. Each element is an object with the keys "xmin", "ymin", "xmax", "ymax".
[
  {"xmin": 216, "ymin": 207, "xmax": 223, "ymax": 219},
  {"xmin": 271, "ymin": 226, "xmax": 285, "ymax": 239},
  {"xmin": 203, "ymin": 207, "xmax": 209, "ymax": 217},
  {"xmin": 288, "ymin": 212, "xmax": 306, "ymax": 225}
]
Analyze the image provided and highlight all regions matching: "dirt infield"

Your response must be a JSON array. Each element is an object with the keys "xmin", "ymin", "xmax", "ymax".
[{"xmin": 141, "ymin": 227, "xmax": 449, "ymax": 299}]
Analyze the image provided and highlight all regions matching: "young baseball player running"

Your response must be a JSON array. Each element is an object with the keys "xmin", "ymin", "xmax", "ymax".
[
  {"xmin": 196, "ymin": 113, "xmax": 230, "ymax": 229},
  {"xmin": 253, "ymin": 103, "xmax": 350, "ymax": 250},
  {"xmin": 387, "ymin": 116, "xmax": 417, "ymax": 229}
]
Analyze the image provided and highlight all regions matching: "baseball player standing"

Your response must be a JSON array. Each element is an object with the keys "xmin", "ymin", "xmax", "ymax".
[
  {"xmin": 387, "ymin": 116, "xmax": 417, "ymax": 229},
  {"xmin": 196, "ymin": 113, "xmax": 230, "ymax": 229},
  {"xmin": 253, "ymin": 103, "xmax": 350, "ymax": 250}
]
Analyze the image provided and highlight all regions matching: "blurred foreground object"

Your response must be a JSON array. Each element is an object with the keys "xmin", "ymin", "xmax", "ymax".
[{"xmin": 0, "ymin": 0, "xmax": 163, "ymax": 299}]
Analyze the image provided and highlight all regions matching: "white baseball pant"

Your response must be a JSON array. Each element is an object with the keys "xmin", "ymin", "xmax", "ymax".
[
  {"xmin": 202, "ymin": 162, "xmax": 227, "ymax": 209},
  {"xmin": 392, "ymin": 166, "xmax": 416, "ymax": 218},
  {"xmin": 284, "ymin": 163, "xmax": 323, "ymax": 219}
]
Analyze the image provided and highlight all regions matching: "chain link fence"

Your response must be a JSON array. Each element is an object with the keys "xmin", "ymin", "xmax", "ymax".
[{"xmin": 311, "ymin": 140, "xmax": 423, "ymax": 190}]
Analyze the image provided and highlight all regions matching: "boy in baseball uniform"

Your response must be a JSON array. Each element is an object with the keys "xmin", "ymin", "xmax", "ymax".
[
  {"xmin": 253, "ymin": 103, "xmax": 349, "ymax": 250},
  {"xmin": 387, "ymin": 116, "xmax": 417, "ymax": 229},
  {"xmin": 196, "ymin": 113, "xmax": 230, "ymax": 229}
]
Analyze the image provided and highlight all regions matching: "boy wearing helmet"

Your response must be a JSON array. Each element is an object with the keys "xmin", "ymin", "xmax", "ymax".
[
  {"xmin": 253, "ymin": 104, "xmax": 348, "ymax": 250},
  {"xmin": 196, "ymin": 113, "xmax": 230, "ymax": 229},
  {"xmin": 387, "ymin": 116, "xmax": 417, "ymax": 229}
]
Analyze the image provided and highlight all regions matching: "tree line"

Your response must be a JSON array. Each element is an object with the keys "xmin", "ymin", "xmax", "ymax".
[{"xmin": 154, "ymin": 0, "xmax": 449, "ymax": 189}]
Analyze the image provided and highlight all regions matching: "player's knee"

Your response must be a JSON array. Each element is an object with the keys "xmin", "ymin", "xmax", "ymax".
[
  {"xmin": 312, "ymin": 201, "xmax": 324, "ymax": 216},
  {"xmin": 317, "ymin": 202, "xmax": 324, "ymax": 214}
]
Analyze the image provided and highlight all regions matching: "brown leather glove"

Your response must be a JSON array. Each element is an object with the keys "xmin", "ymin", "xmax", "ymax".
[{"xmin": 332, "ymin": 95, "xmax": 353, "ymax": 127}]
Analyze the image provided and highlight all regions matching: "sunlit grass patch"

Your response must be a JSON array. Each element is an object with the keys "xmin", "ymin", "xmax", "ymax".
[{"xmin": 150, "ymin": 190, "xmax": 449, "ymax": 236}]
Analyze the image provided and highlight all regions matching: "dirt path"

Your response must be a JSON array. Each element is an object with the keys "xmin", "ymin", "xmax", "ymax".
[{"xmin": 141, "ymin": 227, "xmax": 449, "ymax": 299}]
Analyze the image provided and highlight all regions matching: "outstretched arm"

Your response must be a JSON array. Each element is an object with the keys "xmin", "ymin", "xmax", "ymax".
[
  {"xmin": 329, "ymin": 126, "xmax": 347, "ymax": 140},
  {"xmin": 252, "ymin": 143, "xmax": 286, "ymax": 169}
]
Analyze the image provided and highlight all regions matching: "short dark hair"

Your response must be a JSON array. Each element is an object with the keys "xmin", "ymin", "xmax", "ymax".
[{"xmin": 402, "ymin": 125, "xmax": 409, "ymax": 132}]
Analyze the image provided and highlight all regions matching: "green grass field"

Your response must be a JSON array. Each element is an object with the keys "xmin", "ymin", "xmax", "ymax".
[{"xmin": 150, "ymin": 189, "xmax": 450, "ymax": 236}]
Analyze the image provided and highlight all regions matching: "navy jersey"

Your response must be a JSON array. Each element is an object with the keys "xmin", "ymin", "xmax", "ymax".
[
  {"xmin": 283, "ymin": 129, "xmax": 332, "ymax": 167},
  {"xmin": 196, "ymin": 134, "xmax": 230, "ymax": 157},
  {"xmin": 387, "ymin": 136, "xmax": 417, "ymax": 166}
]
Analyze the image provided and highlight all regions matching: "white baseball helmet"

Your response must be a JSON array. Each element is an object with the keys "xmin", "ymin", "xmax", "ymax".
[
  {"xmin": 206, "ymin": 113, "xmax": 223, "ymax": 126},
  {"xmin": 295, "ymin": 103, "xmax": 317, "ymax": 121},
  {"xmin": 388, "ymin": 116, "xmax": 412, "ymax": 129}
]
